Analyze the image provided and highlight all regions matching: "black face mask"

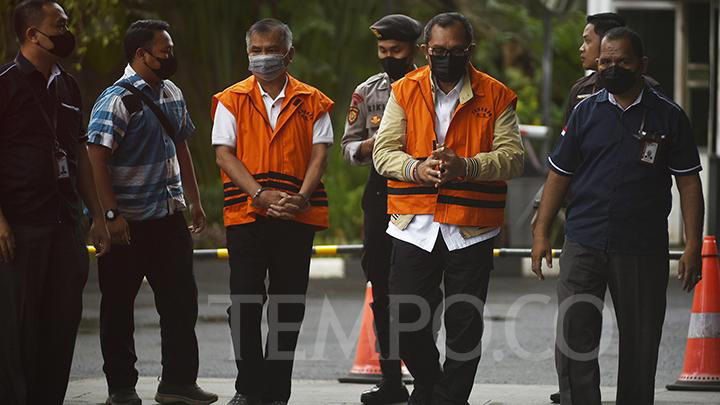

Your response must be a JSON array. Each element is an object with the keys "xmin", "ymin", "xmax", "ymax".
[
  {"xmin": 430, "ymin": 53, "xmax": 468, "ymax": 84},
  {"xmin": 37, "ymin": 30, "xmax": 75, "ymax": 58},
  {"xmin": 380, "ymin": 56, "xmax": 413, "ymax": 81},
  {"xmin": 145, "ymin": 50, "xmax": 178, "ymax": 80},
  {"xmin": 599, "ymin": 65, "xmax": 639, "ymax": 95}
]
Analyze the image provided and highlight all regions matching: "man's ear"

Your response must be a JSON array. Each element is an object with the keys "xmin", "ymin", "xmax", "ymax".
[
  {"xmin": 25, "ymin": 27, "xmax": 39, "ymax": 44},
  {"xmin": 419, "ymin": 43, "xmax": 429, "ymax": 60},
  {"xmin": 287, "ymin": 46, "xmax": 295, "ymax": 64},
  {"xmin": 134, "ymin": 47, "xmax": 145, "ymax": 63}
]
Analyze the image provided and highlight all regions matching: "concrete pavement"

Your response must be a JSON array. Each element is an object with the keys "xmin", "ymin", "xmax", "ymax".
[
  {"xmin": 64, "ymin": 377, "xmax": 719, "ymax": 404},
  {"xmin": 66, "ymin": 257, "xmax": 720, "ymax": 404}
]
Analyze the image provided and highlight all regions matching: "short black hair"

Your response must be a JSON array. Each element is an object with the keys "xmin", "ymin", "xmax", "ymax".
[
  {"xmin": 423, "ymin": 12, "xmax": 474, "ymax": 46},
  {"xmin": 13, "ymin": 0, "xmax": 58, "ymax": 44},
  {"xmin": 123, "ymin": 19, "xmax": 170, "ymax": 63},
  {"xmin": 586, "ymin": 12, "xmax": 626, "ymax": 38},
  {"xmin": 603, "ymin": 27, "xmax": 645, "ymax": 58}
]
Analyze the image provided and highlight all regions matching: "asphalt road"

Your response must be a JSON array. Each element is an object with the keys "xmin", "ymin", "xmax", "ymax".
[{"xmin": 71, "ymin": 257, "xmax": 694, "ymax": 388}]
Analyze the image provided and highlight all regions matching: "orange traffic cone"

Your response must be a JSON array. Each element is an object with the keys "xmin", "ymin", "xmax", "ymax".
[
  {"xmin": 667, "ymin": 235, "xmax": 720, "ymax": 391},
  {"xmin": 338, "ymin": 282, "xmax": 412, "ymax": 384}
]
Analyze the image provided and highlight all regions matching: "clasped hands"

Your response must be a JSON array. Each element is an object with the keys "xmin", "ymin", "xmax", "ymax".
[
  {"xmin": 252, "ymin": 189, "xmax": 309, "ymax": 220},
  {"xmin": 415, "ymin": 146, "xmax": 466, "ymax": 187}
]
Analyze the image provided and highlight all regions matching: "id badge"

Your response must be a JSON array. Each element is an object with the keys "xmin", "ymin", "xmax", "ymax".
[
  {"xmin": 56, "ymin": 150, "xmax": 70, "ymax": 179},
  {"xmin": 640, "ymin": 141, "xmax": 659, "ymax": 164}
]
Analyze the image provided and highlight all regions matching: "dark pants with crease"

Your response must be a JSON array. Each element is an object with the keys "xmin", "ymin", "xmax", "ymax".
[
  {"xmin": 0, "ymin": 223, "xmax": 89, "ymax": 405},
  {"xmin": 361, "ymin": 171, "xmax": 402, "ymax": 381},
  {"xmin": 389, "ymin": 235, "xmax": 493, "ymax": 405},
  {"xmin": 556, "ymin": 239, "xmax": 669, "ymax": 405},
  {"xmin": 98, "ymin": 213, "xmax": 199, "ymax": 392},
  {"xmin": 226, "ymin": 217, "xmax": 315, "ymax": 403}
]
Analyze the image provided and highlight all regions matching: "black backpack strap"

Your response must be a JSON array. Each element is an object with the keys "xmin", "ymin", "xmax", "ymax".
[{"xmin": 117, "ymin": 81, "xmax": 177, "ymax": 142}]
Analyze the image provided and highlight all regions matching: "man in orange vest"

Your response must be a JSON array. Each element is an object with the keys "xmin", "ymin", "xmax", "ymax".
[
  {"xmin": 373, "ymin": 12, "xmax": 524, "ymax": 405},
  {"xmin": 341, "ymin": 14, "xmax": 423, "ymax": 405},
  {"xmin": 211, "ymin": 18, "xmax": 333, "ymax": 405}
]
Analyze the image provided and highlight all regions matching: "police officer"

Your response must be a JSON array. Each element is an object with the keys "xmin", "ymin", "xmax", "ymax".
[
  {"xmin": 563, "ymin": 12, "xmax": 662, "ymax": 123},
  {"xmin": 532, "ymin": 13, "xmax": 664, "ymax": 227},
  {"xmin": 532, "ymin": 28, "xmax": 703, "ymax": 405},
  {"xmin": 340, "ymin": 14, "xmax": 422, "ymax": 405}
]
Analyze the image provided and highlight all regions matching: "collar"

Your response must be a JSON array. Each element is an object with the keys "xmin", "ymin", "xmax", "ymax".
[
  {"xmin": 381, "ymin": 64, "xmax": 419, "ymax": 89},
  {"xmin": 121, "ymin": 64, "xmax": 163, "ymax": 91},
  {"xmin": 605, "ymin": 88, "xmax": 645, "ymax": 111},
  {"xmin": 257, "ymin": 75, "xmax": 289, "ymax": 101},
  {"xmin": 427, "ymin": 66, "xmax": 480, "ymax": 105},
  {"xmin": 584, "ymin": 71, "xmax": 598, "ymax": 84},
  {"xmin": 15, "ymin": 51, "xmax": 63, "ymax": 87},
  {"xmin": 378, "ymin": 72, "xmax": 390, "ymax": 90},
  {"xmin": 432, "ymin": 74, "xmax": 465, "ymax": 98}
]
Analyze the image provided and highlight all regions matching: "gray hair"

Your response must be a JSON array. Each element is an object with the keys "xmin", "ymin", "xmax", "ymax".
[{"xmin": 245, "ymin": 18, "xmax": 293, "ymax": 51}]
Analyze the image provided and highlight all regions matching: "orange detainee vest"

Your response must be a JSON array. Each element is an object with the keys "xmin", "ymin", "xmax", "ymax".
[
  {"xmin": 388, "ymin": 65, "xmax": 517, "ymax": 227},
  {"xmin": 211, "ymin": 75, "xmax": 333, "ymax": 229}
]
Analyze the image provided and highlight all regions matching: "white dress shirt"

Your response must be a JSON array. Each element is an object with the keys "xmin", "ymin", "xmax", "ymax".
[
  {"xmin": 386, "ymin": 76, "xmax": 501, "ymax": 252},
  {"xmin": 211, "ymin": 75, "xmax": 334, "ymax": 147}
]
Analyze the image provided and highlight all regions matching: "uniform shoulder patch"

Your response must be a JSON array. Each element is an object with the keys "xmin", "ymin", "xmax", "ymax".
[
  {"xmin": 347, "ymin": 106, "xmax": 359, "ymax": 125},
  {"xmin": 370, "ymin": 115, "xmax": 381, "ymax": 126},
  {"xmin": 351, "ymin": 92, "xmax": 365, "ymax": 106}
]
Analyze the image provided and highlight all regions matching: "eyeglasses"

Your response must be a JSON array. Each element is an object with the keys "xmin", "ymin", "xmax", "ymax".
[{"xmin": 427, "ymin": 45, "xmax": 473, "ymax": 57}]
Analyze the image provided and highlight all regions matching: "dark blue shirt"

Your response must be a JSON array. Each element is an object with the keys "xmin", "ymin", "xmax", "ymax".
[{"xmin": 549, "ymin": 87, "xmax": 702, "ymax": 253}]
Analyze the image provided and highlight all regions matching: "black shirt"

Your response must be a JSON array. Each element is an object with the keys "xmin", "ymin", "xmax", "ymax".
[
  {"xmin": 549, "ymin": 87, "xmax": 702, "ymax": 253},
  {"xmin": 0, "ymin": 52, "xmax": 85, "ymax": 226}
]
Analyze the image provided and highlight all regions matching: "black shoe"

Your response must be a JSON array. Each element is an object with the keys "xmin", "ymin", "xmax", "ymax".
[
  {"xmin": 407, "ymin": 386, "xmax": 432, "ymax": 405},
  {"xmin": 550, "ymin": 391, "xmax": 560, "ymax": 403},
  {"xmin": 227, "ymin": 393, "xmax": 260, "ymax": 405},
  {"xmin": 155, "ymin": 382, "xmax": 219, "ymax": 404},
  {"xmin": 105, "ymin": 388, "xmax": 141, "ymax": 405},
  {"xmin": 360, "ymin": 379, "xmax": 409, "ymax": 404}
]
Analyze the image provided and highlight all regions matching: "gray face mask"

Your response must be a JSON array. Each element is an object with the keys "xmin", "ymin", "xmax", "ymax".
[{"xmin": 248, "ymin": 51, "xmax": 288, "ymax": 81}]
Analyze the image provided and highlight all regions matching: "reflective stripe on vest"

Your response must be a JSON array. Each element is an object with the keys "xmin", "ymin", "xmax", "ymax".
[
  {"xmin": 223, "ymin": 172, "xmax": 328, "ymax": 208},
  {"xmin": 212, "ymin": 74, "xmax": 333, "ymax": 229},
  {"xmin": 387, "ymin": 66, "xmax": 516, "ymax": 227}
]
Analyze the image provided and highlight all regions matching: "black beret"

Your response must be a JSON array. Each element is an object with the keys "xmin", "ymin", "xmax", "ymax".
[{"xmin": 370, "ymin": 14, "xmax": 422, "ymax": 42}]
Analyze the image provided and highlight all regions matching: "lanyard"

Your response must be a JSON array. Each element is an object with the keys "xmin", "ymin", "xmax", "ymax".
[
  {"xmin": 16, "ymin": 61, "xmax": 61, "ymax": 152},
  {"xmin": 632, "ymin": 108, "xmax": 648, "ymax": 140}
]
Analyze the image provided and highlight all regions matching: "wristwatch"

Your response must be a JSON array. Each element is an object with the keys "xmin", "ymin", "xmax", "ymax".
[{"xmin": 105, "ymin": 209, "xmax": 120, "ymax": 221}]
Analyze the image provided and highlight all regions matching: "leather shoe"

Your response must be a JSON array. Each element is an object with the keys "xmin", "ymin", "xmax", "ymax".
[
  {"xmin": 227, "ymin": 393, "xmax": 260, "ymax": 405},
  {"xmin": 407, "ymin": 386, "xmax": 432, "ymax": 405},
  {"xmin": 360, "ymin": 378, "xmax": 409, "ymax": 404},
  {"xmin": 105, "ymin": 388, "xmax": 141, "ymax": 405},
  {"xmin": 155, "ymin": 382, "xmax": 218, "ymax": 404}
]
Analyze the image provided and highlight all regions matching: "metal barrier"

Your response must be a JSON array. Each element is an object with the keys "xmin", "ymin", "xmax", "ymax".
[{"xmin": 87, "ymin": 245, "xmax": 685, "ymax": 260}]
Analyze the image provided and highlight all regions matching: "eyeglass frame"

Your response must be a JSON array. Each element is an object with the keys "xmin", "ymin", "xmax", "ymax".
[{"xmin": 426, "ymin": 43, "xmax": 475, "ymax": 57}]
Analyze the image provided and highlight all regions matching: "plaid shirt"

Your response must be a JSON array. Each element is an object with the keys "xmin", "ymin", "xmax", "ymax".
[{"xmin": 87, "ymin": 65, "xmax": 195, "ymax": 221}]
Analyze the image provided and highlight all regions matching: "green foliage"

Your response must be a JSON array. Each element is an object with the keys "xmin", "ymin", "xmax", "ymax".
[{"xmin": 1, "ymin": 0, "xmax": 587, "ymax": 246}]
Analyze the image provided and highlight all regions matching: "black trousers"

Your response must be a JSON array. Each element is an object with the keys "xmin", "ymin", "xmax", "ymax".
[
  {"xmin": 227, "ymin": 217, "xmax": 315, "ymax": 403},
  {"xmin": 0, "ymin": 223, "xmax": 89, "ymax": 405},
  {"xmin": 360, "ymin": 172, "xmax": 402, "ymax": 380},
  {"xmin": 556, "ymin": 239, "xmax": 669, "ymax": 405},
  {"xmin": 389, "ymin": 235, "xmax": 493, "ymax": 405},
  {"xmin": 98, "ymin": 213, "xmax": 199, "ymax": 391}
]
